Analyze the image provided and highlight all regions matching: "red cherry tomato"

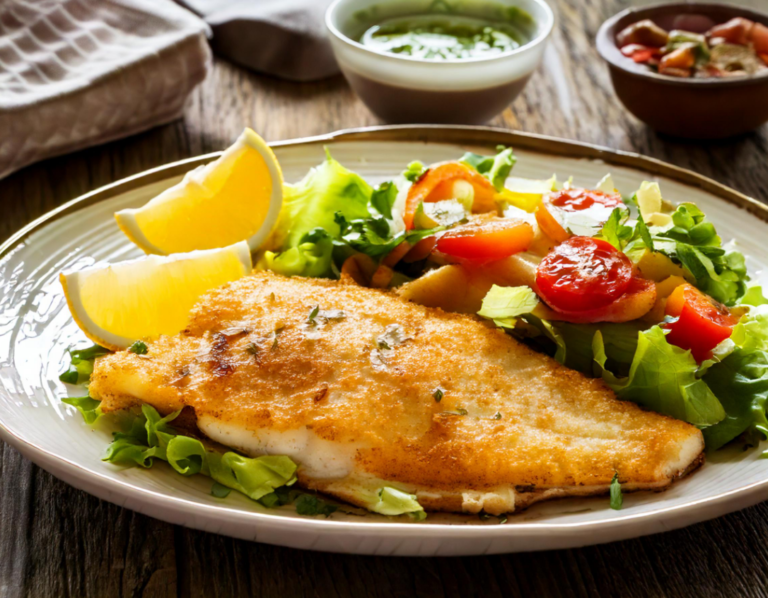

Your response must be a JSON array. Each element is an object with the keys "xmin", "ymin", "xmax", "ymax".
[
  {"xmin": 535, "ymin": 188, "xmax": 624, "ymax": 242},
  {"xmin": 535, "ymin": 236, "xmax": 633, "ymax": 312},
  {"xmin": 435, "ymin": 219, "xmax": 534, "ymax": 262},
  {"xmin": 664, "ymin": 284, "xmax": 738, "ymax": 362}
]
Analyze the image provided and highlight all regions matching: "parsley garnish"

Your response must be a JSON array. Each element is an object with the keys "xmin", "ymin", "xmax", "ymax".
[
  {"xmin": 245, "ymin": 342, "xmax": 259, "ymax": 356},
  {"xmin": 493, "ymin": 412, "xmax": 502, "ymax": 420},
  {"xmin": 129, "ymin": 341, "xmax": 148, "ymax": 355},
  {"xmin": 272, "ymin": 327, "xmax": 284, "ymax": 350},
  {"xmin": 308, "ymin": 305, "xmax": 320, "ymax": 324},
  {"xmin": 433, "ymin": 387, "xmax": 444, "ymax": 402},
  {"xmin": 457, "ymin": 407, "xmax": 468, "ymax": 416},
  {"xmin": 610, "ymin": 472, "xmax": 623, "ymax": 510}
]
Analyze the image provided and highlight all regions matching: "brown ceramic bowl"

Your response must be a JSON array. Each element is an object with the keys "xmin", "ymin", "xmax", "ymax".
[{"xmin": 596, "ymin": 3, "xmax": 768, "ymax": 139}]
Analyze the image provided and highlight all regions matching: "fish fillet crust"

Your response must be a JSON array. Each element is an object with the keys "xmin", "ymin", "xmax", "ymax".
[{"xmin": 89, "ymin": 270, "xmax": 704, "ymax": 515}]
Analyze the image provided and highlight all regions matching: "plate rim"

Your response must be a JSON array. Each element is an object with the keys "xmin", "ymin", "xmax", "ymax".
[{"xmin": 2, "ymin": 123, "xmax": 768, "ymax": 540}]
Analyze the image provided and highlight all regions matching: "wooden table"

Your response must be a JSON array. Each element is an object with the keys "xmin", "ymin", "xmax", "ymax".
[{"xmin": 2, "ymin": 1, "xmax": 768, "ymax": 595}]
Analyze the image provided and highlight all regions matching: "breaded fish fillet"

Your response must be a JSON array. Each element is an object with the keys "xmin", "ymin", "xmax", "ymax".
[{"xmin": 89, "ymin": 271, "xmax": 704, "ymax": 515}]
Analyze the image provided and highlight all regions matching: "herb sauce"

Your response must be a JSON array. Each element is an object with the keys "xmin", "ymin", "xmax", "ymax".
[{"xmin": 359, "ymin": 14, "xmax": 526, "ymax": 60}]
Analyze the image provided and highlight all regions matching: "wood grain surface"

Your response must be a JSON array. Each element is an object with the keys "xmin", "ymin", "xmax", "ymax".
[{"xmin": 2, "ymin": 0, "xmax": 768, "ymax": 596}]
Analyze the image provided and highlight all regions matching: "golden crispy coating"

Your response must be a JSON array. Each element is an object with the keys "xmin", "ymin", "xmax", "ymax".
[{"xmin": 90, "ymin": 270, "xmax": 704, "ymax": 514}]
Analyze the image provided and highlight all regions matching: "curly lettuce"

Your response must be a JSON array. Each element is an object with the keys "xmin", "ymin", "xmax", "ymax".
[
  {"xmin": 260, "ymin": 150, "xmax": 373, "ymax": 278},
  {"xmin": 100, "ymin": 404, "xmax": 298, "ymax": 501},
  {"xmin": 593, "ymin": 326, "xmax": 725, "ymax": 427},
  {"xmin": 702, "ymin": 301, "xmax": 768, "ymax": 450}
]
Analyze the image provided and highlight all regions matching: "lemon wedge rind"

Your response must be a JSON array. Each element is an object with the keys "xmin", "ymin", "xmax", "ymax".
[
  {"xmin": 115, "ymin": 128, "xmax": 283, "ymax": 255},
  {"xmin": 60, "ymin": 241, "xmax": 252, "ymax": 351}
]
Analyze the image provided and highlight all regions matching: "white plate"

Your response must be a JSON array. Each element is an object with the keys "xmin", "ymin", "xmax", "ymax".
[{"xmin": 2, "ymin": 125, "xmax": 768, "ymax": 556}]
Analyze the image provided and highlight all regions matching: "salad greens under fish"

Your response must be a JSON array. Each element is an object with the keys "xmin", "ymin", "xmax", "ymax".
[{"xmin": 62, "ymin": 145, "xmax": 768, "ymax": 518}]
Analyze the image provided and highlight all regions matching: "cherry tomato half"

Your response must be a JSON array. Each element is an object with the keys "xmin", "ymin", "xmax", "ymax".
[
  {"xmin": 435, "ymin": 219, "xmax": 534, "ymax": 262},
  {"xmin": 535, "ymin": 236, "xmax": 633, "ymax": 312},
  {"xmin": 403, "ymin": 162, "xmax": 496, "ymax": 230},
  {"xmin": 664, "ymin": 284, "xmax": 738, "ymax": 362},
  {"xmin": 535, "ymin": 188, "xmax": 624, "ymax": 242}
]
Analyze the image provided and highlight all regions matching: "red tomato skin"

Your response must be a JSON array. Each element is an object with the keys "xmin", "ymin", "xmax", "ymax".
[
  {"xmin": 664, "ymin": 286, "xmax": 738, "ymax": 362},
  {"xmin": 535, "ymin": 188, "xmax": 625, "ymax": 244},
  {"xmin": 536, "ymin": 237, "xmax": 633, "ymax": 312},
  {"xmin": 548, "ymin": 188, "xmax": 624, "ymax": 212},
  {"xmin": 436, "ymin": 220, "xmax": 533, "ymax": 262}
]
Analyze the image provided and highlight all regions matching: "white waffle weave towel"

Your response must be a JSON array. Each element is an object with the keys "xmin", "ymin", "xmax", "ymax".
[{"xmin": 0, "ymin": 0, "xmax": 211, "ymax": 180}]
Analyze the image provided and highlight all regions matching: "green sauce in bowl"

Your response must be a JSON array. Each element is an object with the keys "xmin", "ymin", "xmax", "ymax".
[{"xmin": 360, "ymin": 14, "xmax": 527, "ymax": 60}]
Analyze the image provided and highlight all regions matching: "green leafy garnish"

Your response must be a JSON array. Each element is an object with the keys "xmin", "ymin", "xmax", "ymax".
[
  {"xmin": 403, "ymin": 161, "xmax": 426, "ymax": 183},
  {"xmin": 653, "ymin": 203, "xmax": 748, "ymax": 305},
  {"xmin": 129, "ymin": 341, "xmax": 148, "ymax": 355},
  {"xmin": 599, "ymin": 208, "xmax": 634, "ymax": 250},
  {"xmin": 372, "ymin": 487, "xmax": 426, "ymax": 521},
  {"xmin": 370, "ymin": 181, "xmax": 398, "ymax": 219},
  {"xmin": 98, "ymin": 404, "xmax": 297, "ymax": 500},
  {"xmin": 62, "ymin": 396, "xmax": 102, "ymax": 424},
  {"xmin": 308, "ymin": 305, "xmax": 320, "ymax": 324},
  {"xmin": 460, "ymin": 145, "xmax": 517, "ymax": 191},
  {"xmin": 703, "ymin": 348, "xmax": 768, "ymax": 450},
  {"xmin": 59, "ymin": 344, "xmax": 110, "ymax": 385},
  {"xmin": 433, "ymin": 387, "xmax": 444, "ymax": 402},
  {"xmin": 478, "ymin": 285, "xmax": 539, "ymax": 328},
  {"xmin": 493, "ymin": 412, "xmax": 502, "ymax": 420},
  {"xmin": 260, "ymin": 150, "xmax": 373, "ymax": 278},
  {"xmin": 593, "ymin": 326, "xmax": 725, "ymax": 427},
  {"xmin": 610, "ymin": 473, "xmax": 623, "ymax": 510}
]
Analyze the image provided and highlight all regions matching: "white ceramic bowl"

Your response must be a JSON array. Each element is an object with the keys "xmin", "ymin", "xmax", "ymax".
[{"xmin": 325, "ymin": 0, "xmax": 555, "ymax": 124}]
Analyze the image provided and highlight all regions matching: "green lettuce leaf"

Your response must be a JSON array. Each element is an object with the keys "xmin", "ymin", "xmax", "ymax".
[
  {"xmin": 460, "ymin": 146, "xmax": 517, "ymax": 191},
  {"xmin": 59, "ymin": 344, "xmax": 110, "ymax": 385},
  {"xmin": 731, "ymin": 305, "xmax": 768, "ymax": 351},
  {"xmin": 260, "ymin": 150, "xmax": 373, "ymax": 277},
  {"xmin": 98, "ymin": 404, "xmax": 298, "ymax": 500},
  {"xmin": 702, "ymin": 348, "xmax": 768, "ymax": 450},
  {"xmin": 740, "ymin": 286, "xmax": 768, "ymax": 307},
  {"xmin": 593, "ymin": 326, "xmax": 725, "ymax": 427},
  {"xmin": 478, "ymin": 285, "xmax": 539, "ymax": 328},
  {"xmin": 371, "ymin": 487, "xmax": 426, "ymax": 521},
  {"xmin": 62, "ymin": 396, "xmax": 102, "ymax": 425}
]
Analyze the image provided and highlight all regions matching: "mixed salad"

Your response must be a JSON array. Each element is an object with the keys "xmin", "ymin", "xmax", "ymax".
[
  {"xmin": 256, "ymin": 146, "xmax": 768, "ymax": 452},
  {"xmin": 618, "ymin": 16, "xmax": 768, "ymax": 78},
  {"xmin": 60, "ymin": 144, "xmax": 768, "ymax": 519}
]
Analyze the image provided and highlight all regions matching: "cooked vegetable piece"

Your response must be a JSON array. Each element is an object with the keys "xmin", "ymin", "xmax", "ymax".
[
  {"xmin": 616, "ymin": 19, "xmax": 669, "ymax": 48},
  {"xmin": 664, "ymin": 283, "xmax": 738, "ymax": 362},
  {"xmin": 403, "ymin": 162, "xmax": 497, "ymax": 229},
  {"xmin": 536, "ymin": 237, "xmax": 633, "ymax": 312},
  {"xmin": 659, "ymin": 45, "xmax": 696, "ymax": 76},
  {"xmin": 436, "ymin": 219, "xmax": 534, "ymax": 262},
  {"xmin": 535, "ymin": 188, "xmax": 624, "ymax": 242}
]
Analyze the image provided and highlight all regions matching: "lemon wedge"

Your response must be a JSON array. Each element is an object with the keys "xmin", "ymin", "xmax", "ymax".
[
  {"xmin": 60, "ymin": 242, "xmax": 252, "ymax": 350},
  {"xmin": 115, "ymin": 128, "xmax": 282, "ymax": 255}
]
